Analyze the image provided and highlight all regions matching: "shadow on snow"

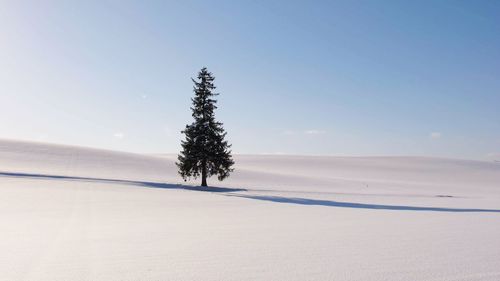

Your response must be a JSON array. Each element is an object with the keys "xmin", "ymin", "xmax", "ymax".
[
  {"xmin": 225, "ymin": 194, "xmax": 500, "ymax": 213},
  {"xmin": 0, "ymin": 171, "xmax": 245, "ymax": 193},
  {"xmin": 2, "ymin": 171, "xmax": 499, "ymax": 213}
]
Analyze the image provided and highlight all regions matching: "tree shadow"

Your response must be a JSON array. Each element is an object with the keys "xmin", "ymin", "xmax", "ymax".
[
  {"xmin": 0, "ymin": 171, "xmax": 245, "ymax": 193},
  {"xmin": 226, "ymin": 194, "xmax": 500, "ymax": 213},
  {"xmin": 4, "ymin": 171, "xmax": 499, "ymax": 213}
]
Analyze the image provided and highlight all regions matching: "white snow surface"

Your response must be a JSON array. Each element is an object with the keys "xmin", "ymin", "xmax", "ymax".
[{"xmin": 1, "ymin": 139, "xmax": 499, "ymax": 281}]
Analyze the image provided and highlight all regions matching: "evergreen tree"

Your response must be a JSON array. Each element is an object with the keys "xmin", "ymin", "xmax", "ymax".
[{"xmin": 176, "ymin": 67, "xmax": 234, "ymax": 187}]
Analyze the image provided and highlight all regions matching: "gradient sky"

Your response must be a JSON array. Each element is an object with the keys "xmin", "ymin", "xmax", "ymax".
[{"xmin": 1, "ymin": 0, "xmax": 499, "ymax": 160}]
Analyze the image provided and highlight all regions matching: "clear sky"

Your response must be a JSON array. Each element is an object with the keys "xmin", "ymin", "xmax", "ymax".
[{"xmin": 0, "ymin": 0, "xmax": 499, "ymax": 160}]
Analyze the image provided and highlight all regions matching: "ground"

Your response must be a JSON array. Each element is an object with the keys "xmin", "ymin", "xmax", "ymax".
[{"xmin": 1, "ymin": 139, "xmax": 499, "ymax": 281}]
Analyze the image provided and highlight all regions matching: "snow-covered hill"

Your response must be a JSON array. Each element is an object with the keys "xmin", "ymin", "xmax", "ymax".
[{"xmin": 1, "ymin": 139, "xmax": 499, "ymax": 280}]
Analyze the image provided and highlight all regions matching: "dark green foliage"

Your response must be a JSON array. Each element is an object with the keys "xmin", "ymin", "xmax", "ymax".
[{"xmin": 176, "ymin": 67, "xmax": 234, "ymax": 186}]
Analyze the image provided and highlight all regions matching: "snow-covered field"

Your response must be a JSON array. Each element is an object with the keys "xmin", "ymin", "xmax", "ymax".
[{"xmin": 1, "ymin": 139, "xmax": 499, "ymax": 281}]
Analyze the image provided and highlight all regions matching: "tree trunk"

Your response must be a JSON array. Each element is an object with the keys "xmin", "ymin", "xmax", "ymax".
[
  {"xmin": 201, "ymin": 173, "xmax": 207, "ymax": 187},
  {"xmin": 201, "ymin": 160, "xmax": 207, "ymax": 187}
]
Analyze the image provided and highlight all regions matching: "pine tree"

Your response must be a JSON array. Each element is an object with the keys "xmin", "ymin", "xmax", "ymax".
[{"xmin": 176, "ymin": 67, "xmax": 234, "ymax": 187}]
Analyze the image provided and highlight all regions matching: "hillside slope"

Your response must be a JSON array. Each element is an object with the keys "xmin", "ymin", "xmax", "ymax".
[{"xmin": 1, "ymin": 139, "xmax": 499, "ymax": 281}]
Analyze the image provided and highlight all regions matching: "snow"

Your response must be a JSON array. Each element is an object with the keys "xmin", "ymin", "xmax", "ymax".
[{"xmin": 1, "ymin": 139, "xmax": 500, "ymax": 281}]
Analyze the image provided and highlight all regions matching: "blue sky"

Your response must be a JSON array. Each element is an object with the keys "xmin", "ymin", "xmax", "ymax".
[{"xmin": 0, "ymin": 0, "xmax": 499, "ymax": 160}]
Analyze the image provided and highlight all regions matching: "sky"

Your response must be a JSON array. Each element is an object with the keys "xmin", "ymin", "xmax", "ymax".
[{"xmin": 0, "ymin": 0, "xmax": 499, "ymax": 160}]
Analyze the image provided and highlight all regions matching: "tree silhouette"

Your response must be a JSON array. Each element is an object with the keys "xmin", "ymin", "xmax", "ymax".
[{"xmin": 176, "ymin": 67, "xmax": 234, "ymax": 187}]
